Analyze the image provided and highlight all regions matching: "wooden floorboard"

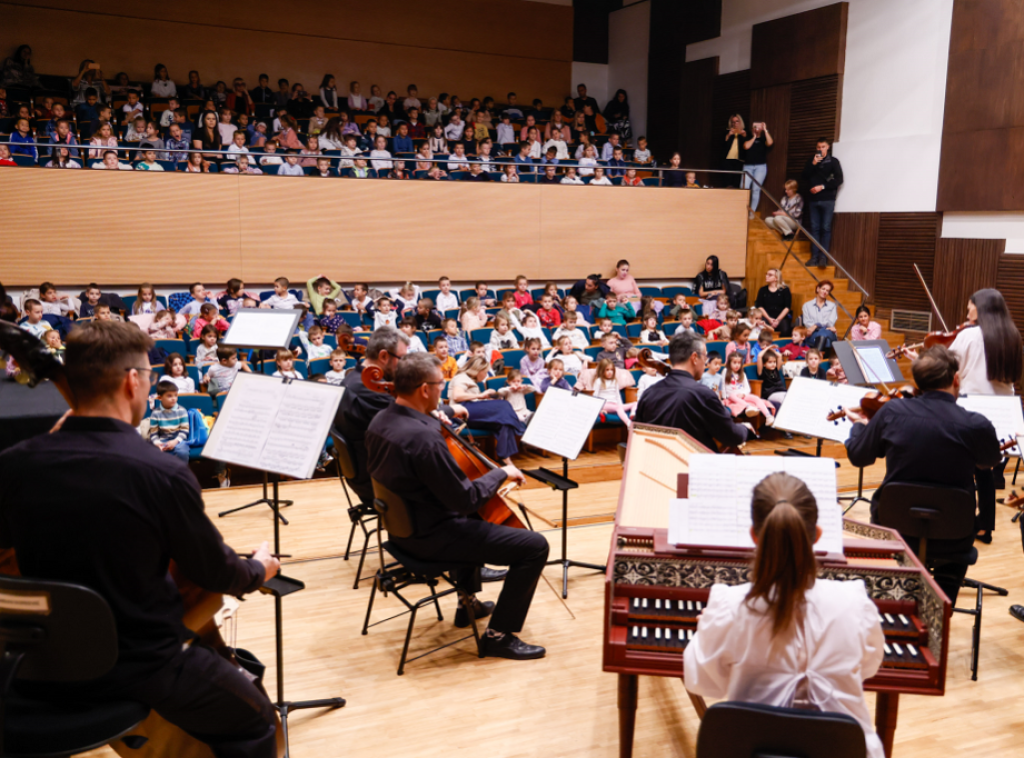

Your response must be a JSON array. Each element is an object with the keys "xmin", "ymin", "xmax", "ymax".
[{"xmin": 85, "ymin": 453, "xmax": 1024, "ymax": 758}]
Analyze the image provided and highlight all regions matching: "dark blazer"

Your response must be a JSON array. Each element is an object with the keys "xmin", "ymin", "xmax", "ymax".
[{"xmin": 634, "ymin": 369, "xmax": 750, "ymax": 451}]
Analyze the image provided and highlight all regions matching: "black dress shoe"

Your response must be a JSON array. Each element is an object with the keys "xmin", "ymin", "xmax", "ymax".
[
  {"xmin": 480, "ymin": 633, "xmax": 546, "ymax": 660},
  {"xmin": 454, "ymin": 599, "xmax": 494, "ymax": 628},
  {"xmin": 480, "ymin": 567, "xmax": 508, "ymax": 583},
  {"xmin": 1010, "ymin": 605, "xmax": 1024, "ymax": 623},
  {"xmin": 975, "ymin": 530, "xmax": 993, "ymax": 544}
]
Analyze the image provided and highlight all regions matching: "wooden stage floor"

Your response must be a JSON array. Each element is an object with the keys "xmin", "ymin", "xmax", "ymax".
[{"xmin": 88, "ymin": 447, "xmax": 1024, "ymax": 758}]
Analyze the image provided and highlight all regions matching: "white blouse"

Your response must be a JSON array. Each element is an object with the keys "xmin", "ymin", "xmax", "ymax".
[
  {"xmin": 684, "ymin": 580, "xmax": 885, "ymax": 758},
  {"xmin": 949, "ymin": 325, "xmax": 1014, "ymax": 396}
]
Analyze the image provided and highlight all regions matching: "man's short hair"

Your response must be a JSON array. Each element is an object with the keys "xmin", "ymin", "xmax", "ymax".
[
  {"xmin": 913, "ymin": 345, "xmax": 959, "ymax": 391},
  {"xmin": 65, "ymin": 321, "xmax": 153, "ymax": 404},
  {"xmin": 366, "ymin": 326, "xmax": 409, "ymax": 359},
  {"xmin": 668, "ymin": 331, "xmax": 706, "ymax": 366},
  {"xmin": 394, "ymin": 352, "xmax": 441, "ymax": 395}
]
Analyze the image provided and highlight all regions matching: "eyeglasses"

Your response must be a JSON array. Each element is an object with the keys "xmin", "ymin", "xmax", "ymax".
[{"xmin": 126, "ymin": 367, "xmax": 158, "ymax": 386}]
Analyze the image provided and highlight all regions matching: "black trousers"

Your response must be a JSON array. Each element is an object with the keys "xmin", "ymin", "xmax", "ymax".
[
  {"xmin": 394, "ymin": 519, "xmax": 549, "ymax": 634},
  {"xmin": 119, "ymin": 643, "xmax": 277, "ymax": 758},
  {"xmin": 974, "ymin": 460, "xmax": 1007, "ymax": 532}
]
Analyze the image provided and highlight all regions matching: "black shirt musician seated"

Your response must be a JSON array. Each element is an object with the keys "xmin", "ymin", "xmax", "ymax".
[
  {"xmin": 633, "ymin": 330, "xmax": 753, "ymax": 451},
  {"xmin": 366, "ymin": 352, "xmax": 550, "ymax": 660},
  {"xmin": 0, "ymin": 321, "xmax": 280, "ymax": 757},
  {"xmin": 844, "ymin": 345, "xmax": 1001, "ymax": 603}
]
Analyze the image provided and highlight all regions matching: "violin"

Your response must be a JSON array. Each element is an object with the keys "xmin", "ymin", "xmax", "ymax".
[
  {"xmin": 826, "ymin": 386, "xmax": 918, "ymax": 423},
  {"xmin": 887, "ymin": 322, "xmax": 974, "ymax": 360},
  {"xmin": 361, "ymin": 364, "xmax": 527, "ymax": 529}
]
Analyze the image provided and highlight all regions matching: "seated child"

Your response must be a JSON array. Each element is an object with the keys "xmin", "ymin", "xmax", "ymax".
[
  {"xmin": 206, "ymin": 346, "xmax": 251, "ymax": 393},
  {"xmin": 698, "ymin": 351, "xmax": 723, "ymax": 394},
  {"xmin": 433, "ymin": 336, "xmax": 459, "ymax": 380},
  {"xmin": 676, "ymin": 311, "xmax": 698, "ymax": 335},
  {"xmin": 262, "ymin": 277, "xmax": 300, "ymax": 309},
  {"xmin": 697, "ymin": 295, "xmax": 731, "ymax": 333},
  {"xmin": 191, "ymin": 303, "xmax": 229, "ymax": 339},
  {"xmin": 497, "ymin": 292, "xmax": 525, "ymax": 331},
  {"xmin": 826, "ymin": 358, "xmax": 848, "ymax": 384},
  {"xmin": 851, "ymin": 306, "xmax": 882, "ymax": 341},
  {"xmin": 725, "ymin": 325, "xmax": 754, "ymax": 364},
  {"xmin": 489, "ymin": 315, "xmax": 520, "ymax": 351},
  {"xmin": 147, "ymin": 309, "xmax": 177, "ymax": 339},
  {"xmin": 459, "ymin": 296, "xmax": 491, "ymax": 333},
  {"xmin": 272, "ymin": 349, "xmax": 302, "ymax": 380},
  {"xmin": 148, "ymin": 381, "xmax": 190, "ymax": 462},
  {"xmin": 373, "ymin": 297, "xmax": 398, "ymax": 330},
  {"xmin": 668, "ymin": 293, "xmax": 692, "ymax": 321},
  {"xmin": 636, "ymin": 364, "xmax": 665, "ymax": 403},
  {"xmin": 441, "ymin": 318, "xmax": 469, "ymax": 354},
  {"xmin": 307, "ymin": 275, "xmax": 342, "ymax": 316},
  {"xmin": 519, "ymin": 337, "xmax": 547, "ymax": 383},
  {"xmin": 539, "ymin": 358, "xmax": 572, "ymax": 393},
  {"xmin": 474, "ymin": 282, "xmax": 498, "ymax": 308},
  {"xmin": 799, "ymin": 348, "xmax": 828, "ymax": 380},
  {"xmin": 592, "ymin": 317, "xmax": 618, "ymax": 344},
  {"xmin": 347, "ymin": 283, "xmax": 375, "ymax": 317},
  {"xmin": 513, "ymin": 275, "xmax": 534, "ymax": 309},
  {"xmin": 195, "ymin": 325, "xmax": 220, "ymax": 372},
  {"xmin": 597, "ymin": 292, "xmax": 635, "ymax": 326},
  {"xmin": 552, "ymin": 312, "xmax": 590, "ymax": 350},
  {"xmin": 497, "ymin": 369, "xmax": 536, "ymax": 423},
  {"xmin": 41, "ymin": 329, "xmax": 65, "ymax": 363},
  {"xmin": 782, "ymin": 326, "xmax": 810, "ymax": 360},
  {"xmin": 546, "ymin": 335, "xmax": 586, "ymax": 375},
  {"xmin": 299, "ymin": 324, "xmax": 334, "ymax": 360},
  {"xmin": 325, "ymin": 348, "xmax": 348, "ymax": 385},
  {"xmin": 639, "ymin": 313, "xmax": 668, "ymax": 346},
  {"xmin": 317, "ymin": 300, "xmax": 347, "ymax": 334},
  {"xmin": 39, "ymin": 282, "xmax": 74, "ymax": 317},
  {"xmin": 19, "ymin": 299, "xmax": 52, "ymax": 340},
  {"xmin": 592, "ymin": 358, "xmax": 636, "ymax": 426},
  {"xmin": 757, "ymin": 347, "xmax": 789, "ymax": 410},
  {"xmin": 163, "ymin": 352, "xmax": 195, "ymax": 393},
  {"xmin": 399, "ymin": 318, "xmax": 427, "ymax": 352},
  {"xmin": 518, "ymin": 312, "xmax": 551, "ymax": 349},
  {"xmin": 435, "ymin": 277, "xmax": 459, "ymax": 313},
  {"xmin": 535, "ymin": 294, "xmax": 562, "ymax": 328},
  {"xmin": 562, "ymin": 295, "xmax": 591, "ymax": 326},
  {"xmin": 719, "ymin": 352, "xmax": 775, "ymax": 422},
  {"xmin": 750, "ymin": 329, "xmax": 775, "ymax": 363},
  {"xmin": 596, "ymin": 333, "xmax": 629, "ymax": 369}
]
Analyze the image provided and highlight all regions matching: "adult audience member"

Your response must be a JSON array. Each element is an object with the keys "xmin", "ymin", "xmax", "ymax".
[
  {"xmin": 694, "ymin": 255, "xmax": 730, "ymax": 313},
  {"xmin": 1, "ymin": 44, "xmax": 40, "ymax": 88},
  {"xmin": 802, "ymin": 137, "xmax": 844, "ymax": 265},
  {"xmin": 71, "ymin": 59, "xmax": 110, "ymax": 105},
  {"xmin": 742, "ymin": 121, "xmax": 773, "ymax": 215},
  {"xmin": 573, "ymin": 83, "xmax": 599, "ymax": 115},
  {"xmin": 754, "ymin": 268, "xmax": 792, "ymax": 336},
  {"xmin": 603, "ymin": 89, "xmax": 631, "ymax": 141},
  {"xmin": 801, "ymin": 280, "xmax": 838, "ymax": 353},
  {"xmin": 722, "ymin": 114, "xmax": 746, "ymax": 188}
]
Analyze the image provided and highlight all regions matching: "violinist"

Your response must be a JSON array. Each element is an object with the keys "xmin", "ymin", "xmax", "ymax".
[
  {"xmin": 844, "ymin": 346, "xmax": 1000, "ymax": 602},
  {"xmin": 899, "ymin": 289, "xmax": 1023, "ymax": 543},
  {"xmin": 634, "ymin": 331, "xmax": 752, "ymax": 451},
  {"xmin": 0, "ymin": 322, "xmax": 279, "ymax": 755},
  {"xmin": 365, "ymin": 353, "xmax": 550, "ymax": 660}
]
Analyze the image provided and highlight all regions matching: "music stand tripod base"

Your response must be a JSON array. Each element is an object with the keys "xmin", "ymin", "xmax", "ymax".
[
  {"xmin": 525, "ymin": 458, "xmax": 605, "ymax": 599},
  {"xmin": 260, "ymin": 575, "xmax": 345, "ymax": 754},
  {"xmin": 219, "ymin": 470, "xmax": 294, "ymax": 523}
]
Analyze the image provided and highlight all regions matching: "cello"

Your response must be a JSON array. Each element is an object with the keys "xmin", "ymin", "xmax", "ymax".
[
  {"xmin": 0, "ymin": 321, "xmax": 283, "ymax": 757},
  {"xmin": 361, "ymin": 363, "xmax": 527, "ymax": 529}
]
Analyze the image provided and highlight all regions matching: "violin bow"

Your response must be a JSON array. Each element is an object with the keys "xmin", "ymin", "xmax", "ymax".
[{"xmin": 913, "ymin": 263, "xmax": 949, "ymax": 332}]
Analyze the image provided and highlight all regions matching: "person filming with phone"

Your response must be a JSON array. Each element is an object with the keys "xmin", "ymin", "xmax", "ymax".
[{"xmin": 802, "ymin": 137, "xmax": 844, "ymax": 267}]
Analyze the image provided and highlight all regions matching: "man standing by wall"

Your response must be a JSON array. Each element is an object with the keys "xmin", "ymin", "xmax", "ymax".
[{"xmin": 802, "ymin": 137, "xmax": 844, "ymax": 266}]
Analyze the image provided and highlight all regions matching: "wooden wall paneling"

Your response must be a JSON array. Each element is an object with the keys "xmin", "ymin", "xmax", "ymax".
[
  {"xmin": 538, "ymin": 187, "xmax": 749, "ymax": 279},
  {"xmin": 0, "ymin": 170, "xmax": 750, "ymax": 286},
  {"xmin": 0, "ymin": 0, "xmax": 573, "ymax": 107},
  {"xmin": 786, "ymin": 75, "xmax": 842, "ymax": 190},
  {"xmin": 748, "ymin": 84, "xmax": 791, "ymax": 213},
  {"xmin": 830, "ymin": 212, "xmax": 880, "ymax": 301},
  {"xmin": 873, "ymin": 212, "xmax": 940, "ymax": 312},
  {"xmin": 750, "ymin": 2, "xmax": 848, "ymax": 89},
  {"xmin": 677, "ymin": 57, "xmax": 718, "ymax": 172},
  {"xmin": 710, "ymin": 69, "xmax": 751, "ymax": 186},
  {"xmin": 932, "ymin": 238, "xmax": 1004, "ymax": 323},
  {"xmin": 996, "ymin": 253, "xmax": 1024, "ymax": 333},
  {"xmin": 0, "ymin": 169, "xmax": 244, "ymax": 285}
]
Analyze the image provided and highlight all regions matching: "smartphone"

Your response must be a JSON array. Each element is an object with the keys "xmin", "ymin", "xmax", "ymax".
[{"xmin": 89, "ymin": 62, "xmax": 101, "ymax": 70}]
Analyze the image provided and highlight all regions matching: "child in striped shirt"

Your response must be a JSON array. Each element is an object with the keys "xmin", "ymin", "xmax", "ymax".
[{"xmin": 149, "ymin": 382, "xmax": 190, "ymax": 462}]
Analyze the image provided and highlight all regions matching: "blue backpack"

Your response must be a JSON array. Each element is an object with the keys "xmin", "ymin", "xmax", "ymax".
[{"xmin": 186, "ymin": 408, "xmax": 210, "ymax": 447}]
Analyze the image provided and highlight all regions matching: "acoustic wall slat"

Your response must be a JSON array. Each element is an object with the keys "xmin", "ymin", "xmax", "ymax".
[
  {"xmin": 873, "ymin": 213, "xmax": 940, "ymax": 312},
  {"xmin": 750, "ymin": 2, "xmax": 848, "ymax": 89},
  {"xmin": 996, "ymin": 254, "xmax": 1024, "ymax": 332},
  {"xmin": 830, "ymin": 212, "xmax": 880, "ymax": 301},
  {"xmin": 786, "ymin": 75, "xmax": 841, "ymax": 186},
  {"xmin": 748, "ymin": 84, "xmax": 791, "ymax": 212},
  {"xmin": 678, "ymin": 57, "xmax": 719, "ymax": 172},
  {"xmin": 711, "ymin": 69, "xmax": 751, "ymax": 185},
  {"xmin": 932, "ymin": 238, "xmax": 1004, "ymax": 323}
]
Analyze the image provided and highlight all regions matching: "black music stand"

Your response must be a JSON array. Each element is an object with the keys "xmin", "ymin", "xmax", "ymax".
[
  {"xmin": 218, "ymin": 309, "xmax": 302, "ymax": 522},
  {"xmin": 521, "ymin": 387, "xmax": 607, "ymax": 598}
]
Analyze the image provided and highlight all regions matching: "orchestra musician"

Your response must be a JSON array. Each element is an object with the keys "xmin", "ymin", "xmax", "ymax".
[
  {"xmin": 365, "ymin": 353, "xmax": 550, "ymax": 660},
  {"xmin": 899, "ymin": 289, "xmax": 1022, "ymax": 544},
  {"xmin": 683, "ymin": 472, "xmax": 886, "ymax": 758},
  {"xmin": 633, "ymin": 331, "xmax": 752, "ymax": 450},
  {"xmin": 0, "ymin": 321, "xmax": 280, "ymax": 756},
  {"xmin": 844, "ymin": 346, "xmax": 1001, "ymax": 603}
]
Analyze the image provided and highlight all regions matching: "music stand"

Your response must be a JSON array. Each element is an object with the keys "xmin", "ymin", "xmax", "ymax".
[
  {"xmin": 203, "ymin": 373, "xmax": 347, "ymax": 751},
  {"xmin": 521, "ymin": 387, "xmax": 607, "ymax": 598},
  {"xmin": 218, "ymin": 309, "xmax": 302, "ymax": 521}
]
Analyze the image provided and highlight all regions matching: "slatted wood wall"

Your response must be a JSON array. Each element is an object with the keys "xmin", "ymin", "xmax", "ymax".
[
  {"xmin": 748, "ymin": 84, "xmax": 791, "ymax": 211},
  {"xmin": 830, "ymin": 212, "xmax": 880, "ymax": 300},
  {"xmin": 786, "ymin": 75, "xmax": 842, "ymax": 187},
  {"xmin": 710, "ymin": 70, "xmax": 751, "ymax": 185},
  {"xmin": 874, "ymin": 213, "xmax": 940, "ymax": 312},
  {"xmin": 997, "ymin": 255, "xmax": 1024, "ymax": 329},
  {"xmin": 933, "ymin": 239, "xmax": 1005, "ymax": 323}
]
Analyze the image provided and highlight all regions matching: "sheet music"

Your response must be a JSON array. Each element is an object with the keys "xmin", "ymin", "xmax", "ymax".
[
  {"xmin": 855, "ymin": 345, "xmax": 894, "ymax": 384},
  {"xmin": 203, "ymin": 372, "xmax": 344, "ymax": 479},
  {"xmin": 671, "ymin": 454, "xmax": 844, "ymax": 554},
  {"xmin": 772, "ymin": 377, "xmax": 873, "ymax": 442},
  {"xmin": 521, "ymin": 387, "xmax": 605, "ymax": 460},
  {"xmin": 957, "ymin": 395, "xmax": 1024, "ymax": 456},
  {"xmin": 222, "ymin": 309, "xmax": 301, "ymax": 349}
]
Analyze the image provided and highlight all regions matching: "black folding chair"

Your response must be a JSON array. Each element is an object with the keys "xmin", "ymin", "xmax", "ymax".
[
  {"xmin": 331, "ymin": 427, "xmax": 379, "ymax": 589},
  {"xmin": 877, "ymin": 482, "xmax": 1008, "ymax": 680},
  {"xmin": 0, "ymin": 574, "xmax": 150, "ymax": 756},
  {"xmin": 362, "ymin": 479, "xmax": 484, "ymax": 675},
  {"xmin": 696, "ymin": 701, "xmax": 866, "ymax": 758}
]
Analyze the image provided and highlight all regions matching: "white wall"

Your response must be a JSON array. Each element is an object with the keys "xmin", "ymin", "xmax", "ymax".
[
  {"xmin": 571, "ymin": 61, "xmax": 608, "ymax": 112},
  {"xmin": 685, "ymin": 0, "xmax": 954, "ymax": 214},
  {"xmin": 607, "ymin": 0, "xmax": 650, "ymax": 140},
  {"xmin": 941, "ymin": 212, "xmax": 1024, "ymax": 254}
]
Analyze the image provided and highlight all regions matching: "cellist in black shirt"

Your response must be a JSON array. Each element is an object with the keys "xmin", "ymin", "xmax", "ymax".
[{"xmin": 0, "ymin": 322, "xmax": 279, "ymax": 757}]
